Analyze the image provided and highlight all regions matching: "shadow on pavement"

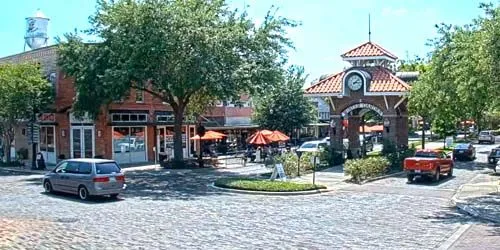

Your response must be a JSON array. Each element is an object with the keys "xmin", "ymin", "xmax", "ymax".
[
  {"xmin": 120, "ymin": 168, "xmax": 260, "ymax": 201},
  {"xmin": 41, "ymin": 192, "xmax": 124, "ymax": 204},
  {"xmin": 23, "ymin": 177, "xmax": 43, "ymax": 186},
  {"xmin": 422, "ymin": 206, "xmax": 475, "ymax": 224},
  {"xmin": 407, "ymin": 175, "xmax": 455, "ymax": 186}
]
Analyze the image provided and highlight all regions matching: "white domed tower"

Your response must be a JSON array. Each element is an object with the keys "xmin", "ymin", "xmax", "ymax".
[{"xmin": 24, "ymin": 9, "xmax": 49, "ymax": 50}]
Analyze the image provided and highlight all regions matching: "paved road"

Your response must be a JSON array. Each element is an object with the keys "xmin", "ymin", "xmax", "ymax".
[{"xmin": 0, "ymin": 142, "xmax": 498, "ymax": 249}]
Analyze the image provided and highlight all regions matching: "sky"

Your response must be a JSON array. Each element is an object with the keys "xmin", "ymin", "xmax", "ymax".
[{"xmin": 0, "ymin": 0, "xmax": 491, "ymax": 84}]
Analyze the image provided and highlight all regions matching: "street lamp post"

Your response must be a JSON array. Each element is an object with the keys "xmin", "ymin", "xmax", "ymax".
[
  {"xmin": 312, "ymin": 155, "xmax": 318, "ymax": 185},
  {"xmin": 296, "ymin": 150, "xmax": 303, "ymax": 177}
]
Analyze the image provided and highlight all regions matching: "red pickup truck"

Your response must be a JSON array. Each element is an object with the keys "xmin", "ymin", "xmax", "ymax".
[{"xmin": 404, "ymin": 149, "xmax": 454, "ymax": 183}]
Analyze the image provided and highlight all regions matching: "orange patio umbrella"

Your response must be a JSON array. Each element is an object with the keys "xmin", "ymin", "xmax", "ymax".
[
  {"xmin": 247, "ymin": 129, "xmax": 273, "ymax": 142},
  {"xmin": 359, "ymin": 125, "xmax": 383, "ymax": 133},
  {"xmin": 248, "ymin": 132, "xmax": 271, "ymax": 145},
  {"xmin": 266, "ymin": 130, "xmax": 290, "ymax": 142},
  {"xmin": 113, "ymin": 131, "xmax": 124, "ymax": 138},
  {"xmin": 190, "ymin": 130, "xmax": 227, "ymax": 140}
]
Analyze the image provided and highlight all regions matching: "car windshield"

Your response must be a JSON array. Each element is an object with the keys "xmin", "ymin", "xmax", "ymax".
[
  {"xmin": 300, "ymin": 143, "xmax": 317, "ymax": 149},
  {"xmin": 96, "ymin": 162, "xmax": 121, "ymax": 174},
  {"xmin": 480, "ymin": 131, "xmax": 490, "ymax": 136},
  {"xmin": 455, "ymin": 144, "xmax": 469, "ymax": 149},
  {"xmin": 414, "ymin": 151, "xmax": 438, "ymax": 158}
]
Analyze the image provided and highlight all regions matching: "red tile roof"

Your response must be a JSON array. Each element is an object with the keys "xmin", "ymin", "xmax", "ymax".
[
  {"xmin": 368, "ymin": 67, "xmax": 410, "ymax": 92},
  {"xmin": 304, "ymin": 67, "xmax": 410, "ymax": 95},
  {"xmin": 341, "ymin": 42, "xmax": 398, "ymax": 60},
  {"xmin": 305, "ymin": 72, "xmax": 345, "ymax": 95}
]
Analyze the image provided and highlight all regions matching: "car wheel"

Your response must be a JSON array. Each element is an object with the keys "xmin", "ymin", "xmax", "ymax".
[
  {"xmin": 448, "ymin": 166, "xmax": 453, "ymax": 177},
  {"xmin": 78, "ymin": 186, "xmax": 90, "ymax": 201},
  {"xmin": 110, "ymin": 194, "xmax": 119, "ymax": 199},
  {"xmin": 407, "ymin": 174, "xmax": 414, "ymax": 183},
  {"xmin": 43, "ymin": 180, "xmax": 53, "ymax": 193},
  {"xmin": 434, "ymin": 167, "xmax": 441, "ymax": 182}
]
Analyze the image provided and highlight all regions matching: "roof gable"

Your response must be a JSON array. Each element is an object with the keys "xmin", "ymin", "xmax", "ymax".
[{"xmin": 341, "ymin": 41, "xmax": 398, "ymax": 60}]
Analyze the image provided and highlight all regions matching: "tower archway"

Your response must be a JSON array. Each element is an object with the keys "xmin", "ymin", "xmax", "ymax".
[{"xmin": 305, "ymin": 41, "xmax": 410, "ymax": 158}]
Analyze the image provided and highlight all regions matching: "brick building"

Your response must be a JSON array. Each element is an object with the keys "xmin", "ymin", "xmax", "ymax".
[{"xmin": 0, "ymin": 45, "xmax": 257, "ymax": 165}]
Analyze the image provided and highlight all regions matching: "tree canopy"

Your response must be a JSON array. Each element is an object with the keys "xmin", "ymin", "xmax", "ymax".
[
  {"xmin": 408, "ymin": 3, "xmax": 500, "ymax": 138},
  {"xmin": 252, "ymin": 66, "xmax": 316, "ymax": 135},
  {"xmin": 0, "ymin": 63, "xmax": 53, "ymax": 162},
  {"xmin": 57, "ymin": 0, "xmax": 297, "ymax": 162}
]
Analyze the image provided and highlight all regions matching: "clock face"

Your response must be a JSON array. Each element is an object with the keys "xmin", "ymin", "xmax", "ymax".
[{"xmin": 347, "ymin": 74, "xmax": 363, "ymax": 91}]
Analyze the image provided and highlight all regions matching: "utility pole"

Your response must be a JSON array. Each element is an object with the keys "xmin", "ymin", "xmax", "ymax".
[{"xmin": 31, "ymin": 109, "xmax": 37, "ymax": 169}]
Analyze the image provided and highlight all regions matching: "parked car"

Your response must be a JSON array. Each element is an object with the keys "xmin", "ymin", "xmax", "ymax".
[
  {"xmin": 488, "ymin": 146, "xmax": 500, "ymax": 172},
  {"xmin": 404, "ymin": 149, "xmax": 454, "ymax": 183},
  {"xmin": 297, "ymin": 140, "xmax": 328, "ymax": 153},
  {"xmin": 452, "ymin": 143, "xmax": 475, "ymax": 161},
  {"xmin": 43, "ymin": 158, "xmax": 126, "ymax": 200},
  {"xmin": 321, "ymin": 135, "xmax": 374, "ymax": 152},
  {"xmin": 478, "ymin": 130, "xmax": 496, "ymax": 144}
]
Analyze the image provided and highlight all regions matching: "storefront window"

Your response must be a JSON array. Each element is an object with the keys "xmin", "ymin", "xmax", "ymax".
[
  {"xmin": 113, "ymin": 126, "xmax": 147, "ymax": 164},
  {"xmin": 157, "ymin": 126, "xmax": 189, "ymax": 159}
]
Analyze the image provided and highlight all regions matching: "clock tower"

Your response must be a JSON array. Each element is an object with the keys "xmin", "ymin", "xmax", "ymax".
[{"xmin": 304, "ymin": 40, "xmax": 410, "ymax": 159}]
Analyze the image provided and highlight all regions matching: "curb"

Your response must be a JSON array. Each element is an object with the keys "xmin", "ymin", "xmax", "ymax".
[
  {"xmin": 0, "ymin": 167, "xmax": 47, "ymax": 175},
  {"xmin": 450, "ymin": 184, "xmax": 500, "ymax": 224},
  {"xmin": 361, "ymin": 171, "xmax": 405, "ymax": 184},
  {"xmin": 343, "ymin": 171, "xmax": 404, "ymax": 185},
  {"xmin": 208, "ymin": 183, "xmax": 334, "ymax": 196}
]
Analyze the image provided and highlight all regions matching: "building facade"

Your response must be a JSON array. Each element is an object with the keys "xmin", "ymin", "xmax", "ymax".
[{"xmin": 0, "ymin": 46, "xmax": 256, "ymax": 165}]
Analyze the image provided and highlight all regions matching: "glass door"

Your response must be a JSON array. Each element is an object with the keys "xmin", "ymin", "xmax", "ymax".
[
  {"xmin": 71, "ymin": 126, "xmax": 95, "ymax": 159},
  {"xmin": 39, "ymin": 126, "xmax": 57, "ymax": 164},
  {"xmin": 156, "ymin": 126, "xmax": 190, "ymax": 159}
]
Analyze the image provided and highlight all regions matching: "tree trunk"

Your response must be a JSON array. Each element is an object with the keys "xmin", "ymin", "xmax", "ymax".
[
  {"xmin": 173, "ymin": 105, "xmax": 186, "ymax": 164},
  {"xmin": 3, "ymin": 134, "xmax": 12, "ymax": 163},
  {"xmin": 421, "ymin": 118, "xmax": 426, "ymax": 150}
]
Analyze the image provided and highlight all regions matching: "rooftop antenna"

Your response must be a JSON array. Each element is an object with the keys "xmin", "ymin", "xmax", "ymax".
[{"xmin": 368, "ymin": 14, "xmax": 372, "ymax": 42}]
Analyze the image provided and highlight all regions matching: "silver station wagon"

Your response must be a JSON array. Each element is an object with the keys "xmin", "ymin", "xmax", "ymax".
[{"xmin": 43, "ymin": 158, "xmax": 127, "ymax": 200}]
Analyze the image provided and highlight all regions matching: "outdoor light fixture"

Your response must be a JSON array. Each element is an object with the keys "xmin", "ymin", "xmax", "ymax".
[
  {"xmin": 61, "ymin": 129, "xmax": 66, "ymax": 137},
  {"xmin": 384, "ymin": 119, "xmax": 390, "ymax": 133},
  {"xmin": 383, "ymin": 119, "xmax": 390, "ymax": 127},
  {"xmin": 98, "ymin": 130, "xmax": 102, "ymax": 137},
  {"xmin": 330, "ymin": 120, "xmax": 336, "ymax": 135}
]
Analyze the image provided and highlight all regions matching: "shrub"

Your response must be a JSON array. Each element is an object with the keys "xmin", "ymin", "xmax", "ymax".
[
  {"xmin": 386, "ymin": 146, "xmax": 416, "ymax": 170},
  {"xmin": 275, "ymin": 152, "xmax": 315, "ymax": 177},
  {"xmin": 16, "ymin": 148, "xmax": 29, "ymax": 160},
  {"xmin": 214, "ymin": 177, "xmax": 326, "ymax": 192},
  {"xmin": 319, "ymin": 146, "xmax": 344, "ymax": 167},
  {"xmin": 344, "ymin": 157, "xmax": 390, "ymax": 183},
  {"xmin": 381, "ymin": 139, "xmax": 397, "ymax": 155}
]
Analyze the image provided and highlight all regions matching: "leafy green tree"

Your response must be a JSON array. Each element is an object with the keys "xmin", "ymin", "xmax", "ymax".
[
  {"xmin": 397, "ymin": 56, "xmax": 429, "ymax": 73},
  {"xmin": 252, "ymin": 66, "xmax": 316, "ymax": 135},
  {"xmin": 57, "ymin": 0, "xmax": 296, "ymax": 162},
  {"xmin": 0, "ymin": 63, "xmax": 53, "ymax": 163}
]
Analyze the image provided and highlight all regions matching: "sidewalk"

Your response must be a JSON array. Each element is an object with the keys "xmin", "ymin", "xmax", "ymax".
[
  {"xmin": 452, "ymin": 174, "xmax": 500, "ymax": 223},
  {"xmin": 294, "ymin": 166, "xmax": 351, "ymax": 188},
  {"xmin": 0, "ymin": 164, "xmax": 162, "ymax": 175}
]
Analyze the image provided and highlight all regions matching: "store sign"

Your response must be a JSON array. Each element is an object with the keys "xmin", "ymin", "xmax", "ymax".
[
  {"xmin": 70, "ymin": 112, "xmax": 93, "ymax": 123},
  {"xmin": 342, "ymin": 103, "xmax": 384, "ymax": 117},
  {"xmin": 38, "ymin": 113, "xmax": 55, "ymax": 123}
]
